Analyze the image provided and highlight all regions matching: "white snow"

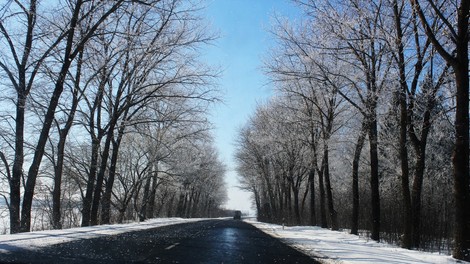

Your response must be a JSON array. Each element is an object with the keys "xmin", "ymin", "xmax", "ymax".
[
  {"xmin": 246, "ymin": 219, "xmax": 468, "ymax": 264},
  {"xmin": 0, "ymin": 217, "xmax": 468, "ymax": 264}
]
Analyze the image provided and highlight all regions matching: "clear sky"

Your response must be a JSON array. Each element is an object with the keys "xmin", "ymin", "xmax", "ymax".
[{"xmin": 203, "ymin": 0, "xmax": 301, "ymax": 214}]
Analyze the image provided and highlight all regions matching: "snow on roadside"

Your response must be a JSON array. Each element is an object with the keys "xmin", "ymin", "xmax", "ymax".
[
  {"xmin": 0, "ymin": 218, "xmax": 205, "ymax": 253},
  {"xmin": 245, "ymin": 219, "xmax": 468, "ymax": 264}
]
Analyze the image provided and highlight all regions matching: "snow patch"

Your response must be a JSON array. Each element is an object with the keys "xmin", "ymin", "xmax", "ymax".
[{"xmin": 245, "ymin": 219, "xmax": 468, "ymax": 264}]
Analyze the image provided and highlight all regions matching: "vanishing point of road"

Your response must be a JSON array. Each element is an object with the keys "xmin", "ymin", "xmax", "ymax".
[{"xmin": 0, "ymin": 219, "xmax": 320, "ymax": 264}]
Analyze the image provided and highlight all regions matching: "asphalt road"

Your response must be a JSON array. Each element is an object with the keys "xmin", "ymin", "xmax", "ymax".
[{"xmin": 0, "ymin": 219, "xmax": 319, "ymax": 264}]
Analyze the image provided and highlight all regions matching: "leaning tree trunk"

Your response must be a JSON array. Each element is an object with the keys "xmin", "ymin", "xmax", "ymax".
[
  {"xmin": 20, "ymin": 47, "xmax": 76, "ymax": 232},
  {"xmin": 21, "ymin": 73, "xmax": 68, "ymax": 232},
  {"xmin": 52, "ymin": 50, "xmax": 83, "ymax": 230}
]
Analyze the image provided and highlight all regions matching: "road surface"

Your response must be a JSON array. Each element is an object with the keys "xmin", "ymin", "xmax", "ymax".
[{"xmin": 0, "ymin": 219, "xmax": 319, "ymax": 263}]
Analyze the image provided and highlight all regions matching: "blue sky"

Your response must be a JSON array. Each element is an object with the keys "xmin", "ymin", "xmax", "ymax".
[{"xmin": 203, "ymin": 0, "xmax": 301, "ymax": 214}]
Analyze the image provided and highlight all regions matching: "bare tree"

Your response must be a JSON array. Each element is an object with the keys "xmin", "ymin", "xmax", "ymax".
[
  {"xmin": 0, "ymin": 0, "xmax": 145, "ymax": 233},
  {"xmin": 292, "ymin": 0, "xmax": 392, "ymax": 240},
  {"xmin": 383, "ymin": 0, "xmax": 450, "ymax": 248},
  {"xmin": 67, "ymin": 0, "xmax": 218, "ymax": 226},
  {"xmin": 409, "ymin": 0, "xmax": 469, "ymax": 260},
  {"xmin": 0, "ymin": 0, "xmax": 58, "ymax": 234},
  {"xmin": 235, "ymin": 98, "xmax": 315, "ymax": 225},
  {"xmin": 265, "ymin": 14, "xmax": 354, "ymax": 229}
]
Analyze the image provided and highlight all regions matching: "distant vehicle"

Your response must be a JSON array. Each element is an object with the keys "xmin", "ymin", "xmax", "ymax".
[{"xmin": 233, "ymin": 210, "xmax": 242, "ymax": 220}]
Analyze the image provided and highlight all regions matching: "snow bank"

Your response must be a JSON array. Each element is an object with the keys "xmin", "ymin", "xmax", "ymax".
[{"xmin": 246, "ymin": 219, "xmax": 468, "ymax": 264}]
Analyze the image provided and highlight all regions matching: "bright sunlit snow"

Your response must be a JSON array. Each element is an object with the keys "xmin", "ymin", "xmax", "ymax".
[
  {"xmin": 0, "ymin": 218, "xmax": 467, "ymax": 264},
  {"xmin": 246, "ymin": 220, "xmax": 468, "ymax": 264}
]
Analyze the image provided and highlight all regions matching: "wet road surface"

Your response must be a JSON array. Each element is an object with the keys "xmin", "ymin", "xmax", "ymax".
[{"xmin": 0, "ymin": 219, "xmax": 319, "ymax": 264}]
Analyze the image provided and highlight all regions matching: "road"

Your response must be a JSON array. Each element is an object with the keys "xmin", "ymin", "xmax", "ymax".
[{"xmin": 0, "ymin": 219, "xmax": 319, "ymax": 264}]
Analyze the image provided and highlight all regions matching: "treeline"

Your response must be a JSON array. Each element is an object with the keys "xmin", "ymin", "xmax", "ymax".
[
  {"xmin": 0, "ymin": 0, "xmax": 226, "ymax": 233},
  {"xmin": 235, "ymin": 0, "xmax": 469, "ymax": 260}
]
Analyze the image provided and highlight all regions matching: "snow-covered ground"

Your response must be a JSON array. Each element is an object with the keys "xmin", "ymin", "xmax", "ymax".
[
  {"xmin": 246, "ymin": 219, "xmax": 468, "ymax": 264},
  {"xmin": 0, "ymin": 217, "xmax": 467, "ymax": 264}
]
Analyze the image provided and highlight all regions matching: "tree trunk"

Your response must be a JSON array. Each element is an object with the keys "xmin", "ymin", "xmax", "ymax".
[
  {"xmin": 399, "ymin": 86, "xmax": 412, "ymax": 249},
  {"xmin": 19, "ymin": 0, "xmax": 90, "ymax": 233},
  {"xmin": 369, "ymin": 114, "xmax": 380, "ymax": 241},
  {"xmin": 262, "ymin": 160, "xmax": 277, "ymax": 220},
  {"xmin": 409, "ymin": 78, "xmax": 439, "ymax": 247},
  {"xmin": 90, "ymin": 126, "xmax": 115, "ymax": 225},
  {"xmin": 410, "ymin": 147, "xmax": 425, "ymax": 248},
  {"xmin": 9, "ymin": 0, "xmax": 36, "ymax": 234},
  {"xmin": 301, "ymin": 177, "xmax": 309, "ymax": 216},
  {"xmin": 309, "ymin": 169, "xmax": 316, "ymax": 226},
  {"xmin": 82, "ymin": 75, "xmax": 105, "ymax": 227},
  {"xmin": 452, "ymin": 63, "xmax": 470, "ymax": 260},
  {"xmin": 292, "ymin": 183, "xmax": 301, "ymax": 225},
  {"xmin": 82, "ymin": 137, "xmax": 100, "ymax": 227},
  {"xmin": 101, "ymin": 137, "xmax": 120, "ymax": 224},
  {"xmin": 323, "ymin": 146, "xmax": 338, "ymax": 230},
  {"xmin": 351, "ymin": 121, "xmax": 367, "ymax": 235},
  {"xmin": 253, "ymin": 188, "xmax": 261, "ymax": 216},
  {"xmin": 52, "ymin": 50, "xmax": 83, "ymax": 230},
  {"xmin": 117, "ymin": 209, "xmax": 126, "ymax": 224},
  {"xmin": 176, "ymin": 192, "xmax": 185, "ymax": 217},
  {"xmin": 184, "ymin": 191, "xmax": 192, "ymax": 218},
  {"xmin": 21, "ymin": 77, "xmax": 67, "ymax": 232},
  {"xmin": 287, "ymin": 184, "xmax": 292, "ymax": 224},
  {"xmin": 10, "ymin": 93, "xmax": 25, "ymax": 234},
  {"xmin": 452, "ymin": 2, "xmax": 470, "ymax": 258},
  {"xmin": 147, "ymin": 168, "xmax": 159, "ymax": 218},
  {"xmin": 52, "ymin": 133, "xmax": 67, "ymax": 230},
  {"xmin": 139, "ymin": 176, "xmax": 151, "ymax": 222},
  {"xmin": 393, "ymin": 0, "xmax": 412, "ymax": 248},
  {"xmin": 167, "ymin": 193, "xmax": 175, "ymax": 217},
  {"xmin": 192, "ymin": 191, "xmax": 201, "ymax": 218},
  {"xmin": 318, "ymin": 157, "xmax": 327, "ymax": 228}
]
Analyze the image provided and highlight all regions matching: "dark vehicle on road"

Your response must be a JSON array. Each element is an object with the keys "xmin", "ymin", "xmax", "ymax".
[{"xmin": 233, "ymin": 210, "xmax": 242, "ymax": 220}]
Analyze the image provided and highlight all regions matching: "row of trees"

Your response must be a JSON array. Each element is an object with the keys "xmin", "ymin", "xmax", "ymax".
[
  {"xmin": 0, "ymin": 0, "xmax": 226, "ymax": 234},
  {"xmin": 235, "ymin": 0, "xmax": 469, "ymax": 260}
]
